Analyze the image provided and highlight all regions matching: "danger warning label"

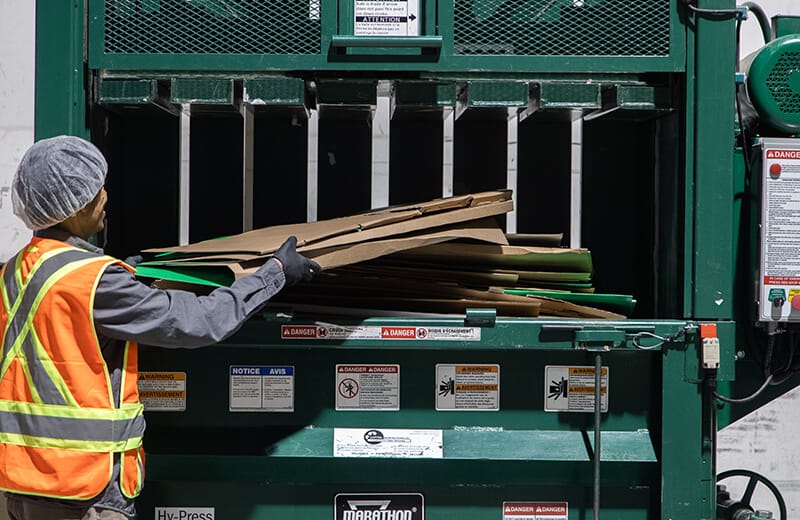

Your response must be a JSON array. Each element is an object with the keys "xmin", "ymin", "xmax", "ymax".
[
  {"xmin": 759, "ymin": 139, "xmax": 800, "ymax": 322},
  {"xmin": 767, "ymin": 149, "xmax": 800, "ymax": 159},
  {"xmin": 281, "ymin": 325, "xmax": 480, "ymax": 341},
  {"xmin": 336, "ymin": 364, "xmax": 400, "ymax": 411},
  {"xmin": 503, "ymin": 502, "xmax": 567, "ymax": 520}
]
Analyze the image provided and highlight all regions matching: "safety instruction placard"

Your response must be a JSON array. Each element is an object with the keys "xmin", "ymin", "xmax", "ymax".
[
  {"xmin": 281, "ymin": 324, "xmax": 481, "ymax": 341},
  {"xmin": 354, "ymin": 0, "xmax": 419, "ymax": 36},
  {"xmin": 336, "ymin": 364, "xmax": 400, "ymax": 410},
  {"xmin": 139, "ymin": 372, "xmax": 186, "ymax": 412},
  {"xmin": 435, "ymin": 364, "xmax": 500, "ymax": 411},
  {"xmin": 759, "ymin": 138, "xmax": 800, "ymax": 321},
  {"xmin": 334, "ymin": 428, "xmax": 442, "ymax": 458},
  {"xmin": 503, "ymin": 502, "xmax": 568, "ymax": 520},
  {"xmin": 544, "ymin": 366, "xmax": 608, "ymax": 413},
  {"xmin": 229, "ymin": 365, "xmax": 294, "ymax": 412}
]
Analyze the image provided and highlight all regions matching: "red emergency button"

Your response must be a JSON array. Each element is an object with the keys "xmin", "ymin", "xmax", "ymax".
[
  {"xmin": 791, "ymin": 295, "xmax": 800, "ymax": 311},
  {"xmin": 700, "ymin": 323, "xmax": 717, "ymax": 339}
]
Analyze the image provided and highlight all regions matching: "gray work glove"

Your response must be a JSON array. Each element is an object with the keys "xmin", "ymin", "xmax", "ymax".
[
  {"xmin": 274, "ymin": 236, "xmax": 321, "ymax": 286},
  {"xmin": 124, "ymin": 255, "xmax": 144, "ymax": 268}
]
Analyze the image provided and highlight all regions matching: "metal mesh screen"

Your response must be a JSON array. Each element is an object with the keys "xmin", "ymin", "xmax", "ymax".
[
  {"xmin": 104, "ymin": 0, "xmax": 321, "ymax": 55},
  {"xmin": 454, "ymin": 0, "xmax": 670, "ymax": 56},
  {"xmin": 767, "ymin": 52, "xmax": 800, "ymax": 114}
]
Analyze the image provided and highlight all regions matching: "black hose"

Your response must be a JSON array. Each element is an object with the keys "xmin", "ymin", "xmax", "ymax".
[{"xmin": 740, "ymin": 2, "xmax": 772, "ymax": 43}]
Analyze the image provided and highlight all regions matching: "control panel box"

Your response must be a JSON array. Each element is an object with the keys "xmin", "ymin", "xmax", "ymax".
[{"xmin": 758, "ymin": 138, "xmax": 800, "ymax": 322}]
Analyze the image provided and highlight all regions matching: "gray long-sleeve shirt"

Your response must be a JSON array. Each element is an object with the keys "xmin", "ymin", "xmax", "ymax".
[{"xmin": 7, "ymin": 229, "xmax": 287, "ymax": 517}]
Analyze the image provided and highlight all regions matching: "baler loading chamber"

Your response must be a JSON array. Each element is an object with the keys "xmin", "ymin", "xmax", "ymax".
[
  {"xmin": 60, "ymin": 0, "xmax": 737, "ymax": 518},
  {"xmin": 95, "ymin": 76, "xmax": 681, "ymax": 318}
]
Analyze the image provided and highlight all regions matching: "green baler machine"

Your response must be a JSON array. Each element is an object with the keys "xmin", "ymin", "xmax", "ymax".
[{"xmin": 33, "ymin": 0, "xmax": 800, "ymax": 518}]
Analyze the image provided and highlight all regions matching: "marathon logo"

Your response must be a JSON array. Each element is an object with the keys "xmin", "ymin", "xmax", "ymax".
[
  {"xmin": 342, "ymin": 511, "xmax": 413, "ymax": 520},
  {"xmin": 335, "ymin": 494, "xmax": 423, "ymax": 520},
  {"xmin": 767, "ymin": 149, "xmax": 800, "ymax": 159}
]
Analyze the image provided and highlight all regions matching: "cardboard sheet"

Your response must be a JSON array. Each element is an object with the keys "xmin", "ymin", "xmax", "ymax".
[
  {"xmin": 138, "ymin": 218, "xmax": 509, "ymax": 281},
  {"xmin": 145, "ymin": 190, "xmax": 511, "ymax": 255},
  {"xmin": 237, "ymin": 218, "xmax": 509, "ymax": 274},
  {"xmin": 394, "ymin": 243, "xmax": 593, "ymax": 272}
]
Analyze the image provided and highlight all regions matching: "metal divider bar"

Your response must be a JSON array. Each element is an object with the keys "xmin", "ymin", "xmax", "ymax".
[
  {"xmin": 241, "ymin": 103, "xmax": 255, "ymax": 232},
  {"xmin": 506, "ymin": 107, "xmax": 519, "ymax": 234},
  {"xmin": 570, "ymin": 117, "xmax": 583, "ymax": 248},
  {"xmin": 179, "ymin": 103, "xmax": 191, "ymax": 245},
  {"xmin": 443, "ymin": 106, "xmax": 455, "ymax": 198},
  {"xmin": 307, "ymin": 108, "xmax": 319, "ymax": 223},
  {"xmin": 371, "ymin": 81, "xmax": 393, "ymax": 209}
]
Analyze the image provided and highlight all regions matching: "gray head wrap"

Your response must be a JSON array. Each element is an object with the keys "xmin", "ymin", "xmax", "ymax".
[{"xmin": 12, "ymin": 135, "xmax": 107, "ymax": 231}]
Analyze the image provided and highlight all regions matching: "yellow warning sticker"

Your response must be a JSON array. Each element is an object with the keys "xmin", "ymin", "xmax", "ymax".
[{"xmin": 138, "ymin": 371, "xmax": 186, "ymax": 412}]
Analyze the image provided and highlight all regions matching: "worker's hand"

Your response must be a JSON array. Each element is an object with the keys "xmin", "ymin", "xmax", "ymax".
[
  {"xmin": 273, "ymin": 236, "xmax": 321, "ymax": 286},
  {"xmin": 123, "ymin": 255, "xmax": 144, "ymax": 268}
]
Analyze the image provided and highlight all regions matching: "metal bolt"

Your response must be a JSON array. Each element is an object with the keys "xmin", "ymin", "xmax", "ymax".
[
  {"xmin": 752, "ymin": 510, "xmax": 773, "ymax": 519},
  {"xmin": 735, "ymin": 350, "xmax": 746, "ymax": 360}
]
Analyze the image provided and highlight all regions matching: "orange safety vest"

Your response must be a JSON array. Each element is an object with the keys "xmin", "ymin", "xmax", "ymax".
[{"xmin": 0, "ymin": 237, "xmax": 145, "ymax": 500}]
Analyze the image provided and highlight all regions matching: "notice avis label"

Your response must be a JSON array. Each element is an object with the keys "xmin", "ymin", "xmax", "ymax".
[{"xmin": 229, "ymin": 365, "xmax": 295, "ymax": 412}]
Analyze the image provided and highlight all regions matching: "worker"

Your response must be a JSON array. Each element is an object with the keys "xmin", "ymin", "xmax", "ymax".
[{"xmin": 0, "ymin": 135, "xmax": 321, "ymax": 520}]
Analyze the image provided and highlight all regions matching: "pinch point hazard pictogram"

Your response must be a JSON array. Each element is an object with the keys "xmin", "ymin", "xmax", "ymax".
[
  {"xmin": 318, "ymin": 326, "xmax": 329, "ymax": 338},
  {"xmin": 417, "ymin": 327, "xmax": 428, "ymax": 339}
]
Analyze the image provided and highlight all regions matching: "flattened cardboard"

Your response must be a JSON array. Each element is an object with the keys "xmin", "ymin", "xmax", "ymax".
[
  {"xmin": 145, "ymin": 190, "xmax": 511, "ymax": 255},
  {"xmin": 138, "ymin": 219, "xmax": 509, "ymax": 283},
  {"xmin": 395, "ymin": 243, "xmax": 593, "ymax": 272},
  {"xmin": 236, "ymin": 219, "xmax": 509, "ymax": 275}
]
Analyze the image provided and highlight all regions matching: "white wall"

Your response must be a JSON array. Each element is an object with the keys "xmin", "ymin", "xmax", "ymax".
[
  {"xmin": 0, "ymin": 1, "xmax": 799, "ymax": 518},
  {"xmin": 0, "ymin": 0, "xmax": 35, "ymax": 263}
]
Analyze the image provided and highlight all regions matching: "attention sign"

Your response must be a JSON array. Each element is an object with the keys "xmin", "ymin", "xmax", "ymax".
[{"xmin": 354, "ymin": 0, "xmax": 419, "ymax": 36}]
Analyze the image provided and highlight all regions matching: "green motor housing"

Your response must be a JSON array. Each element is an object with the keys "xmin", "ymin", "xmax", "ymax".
[{"xmin": 747, "ymin": 34, "xmax": 800, "ymax": 134}]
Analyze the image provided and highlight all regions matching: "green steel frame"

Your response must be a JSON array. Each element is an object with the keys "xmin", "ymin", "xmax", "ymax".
[
  {"xmin": 134, "ymin": 317, "xmax": 733, "ymax": 520},
  {"xmin": 85, "ymin": 0, "xmax": 686, "ymax": 73},
  {"xmin": 32, "ymin": 0, "xmax": 752, "ymax": 518}
]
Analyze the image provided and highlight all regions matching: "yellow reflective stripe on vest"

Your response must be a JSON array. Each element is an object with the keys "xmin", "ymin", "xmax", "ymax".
[
  {"xmin": 2, "ymin": 255, "xmax": 104, "ymax": 406},
  {"xmin": 0, "ymin": 400, "xmax": 145, "ymax": 452},
  {"xmin": 0, "ymin": 260, "xmax": 13, "ymax": 318},
  {"xmin": 0, "ymin": 432, "xmax": 142, "ymax": 453}
]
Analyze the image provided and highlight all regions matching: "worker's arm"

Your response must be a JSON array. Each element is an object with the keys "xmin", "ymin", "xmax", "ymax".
[{"xmin": 93, "ymin": 259, "xmax": 286, "ymax": 347}]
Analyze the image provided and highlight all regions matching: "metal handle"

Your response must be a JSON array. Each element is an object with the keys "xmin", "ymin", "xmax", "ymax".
[{"xmin": 330, "ymin": 36, "xmax": 443, "ymax": 49}]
